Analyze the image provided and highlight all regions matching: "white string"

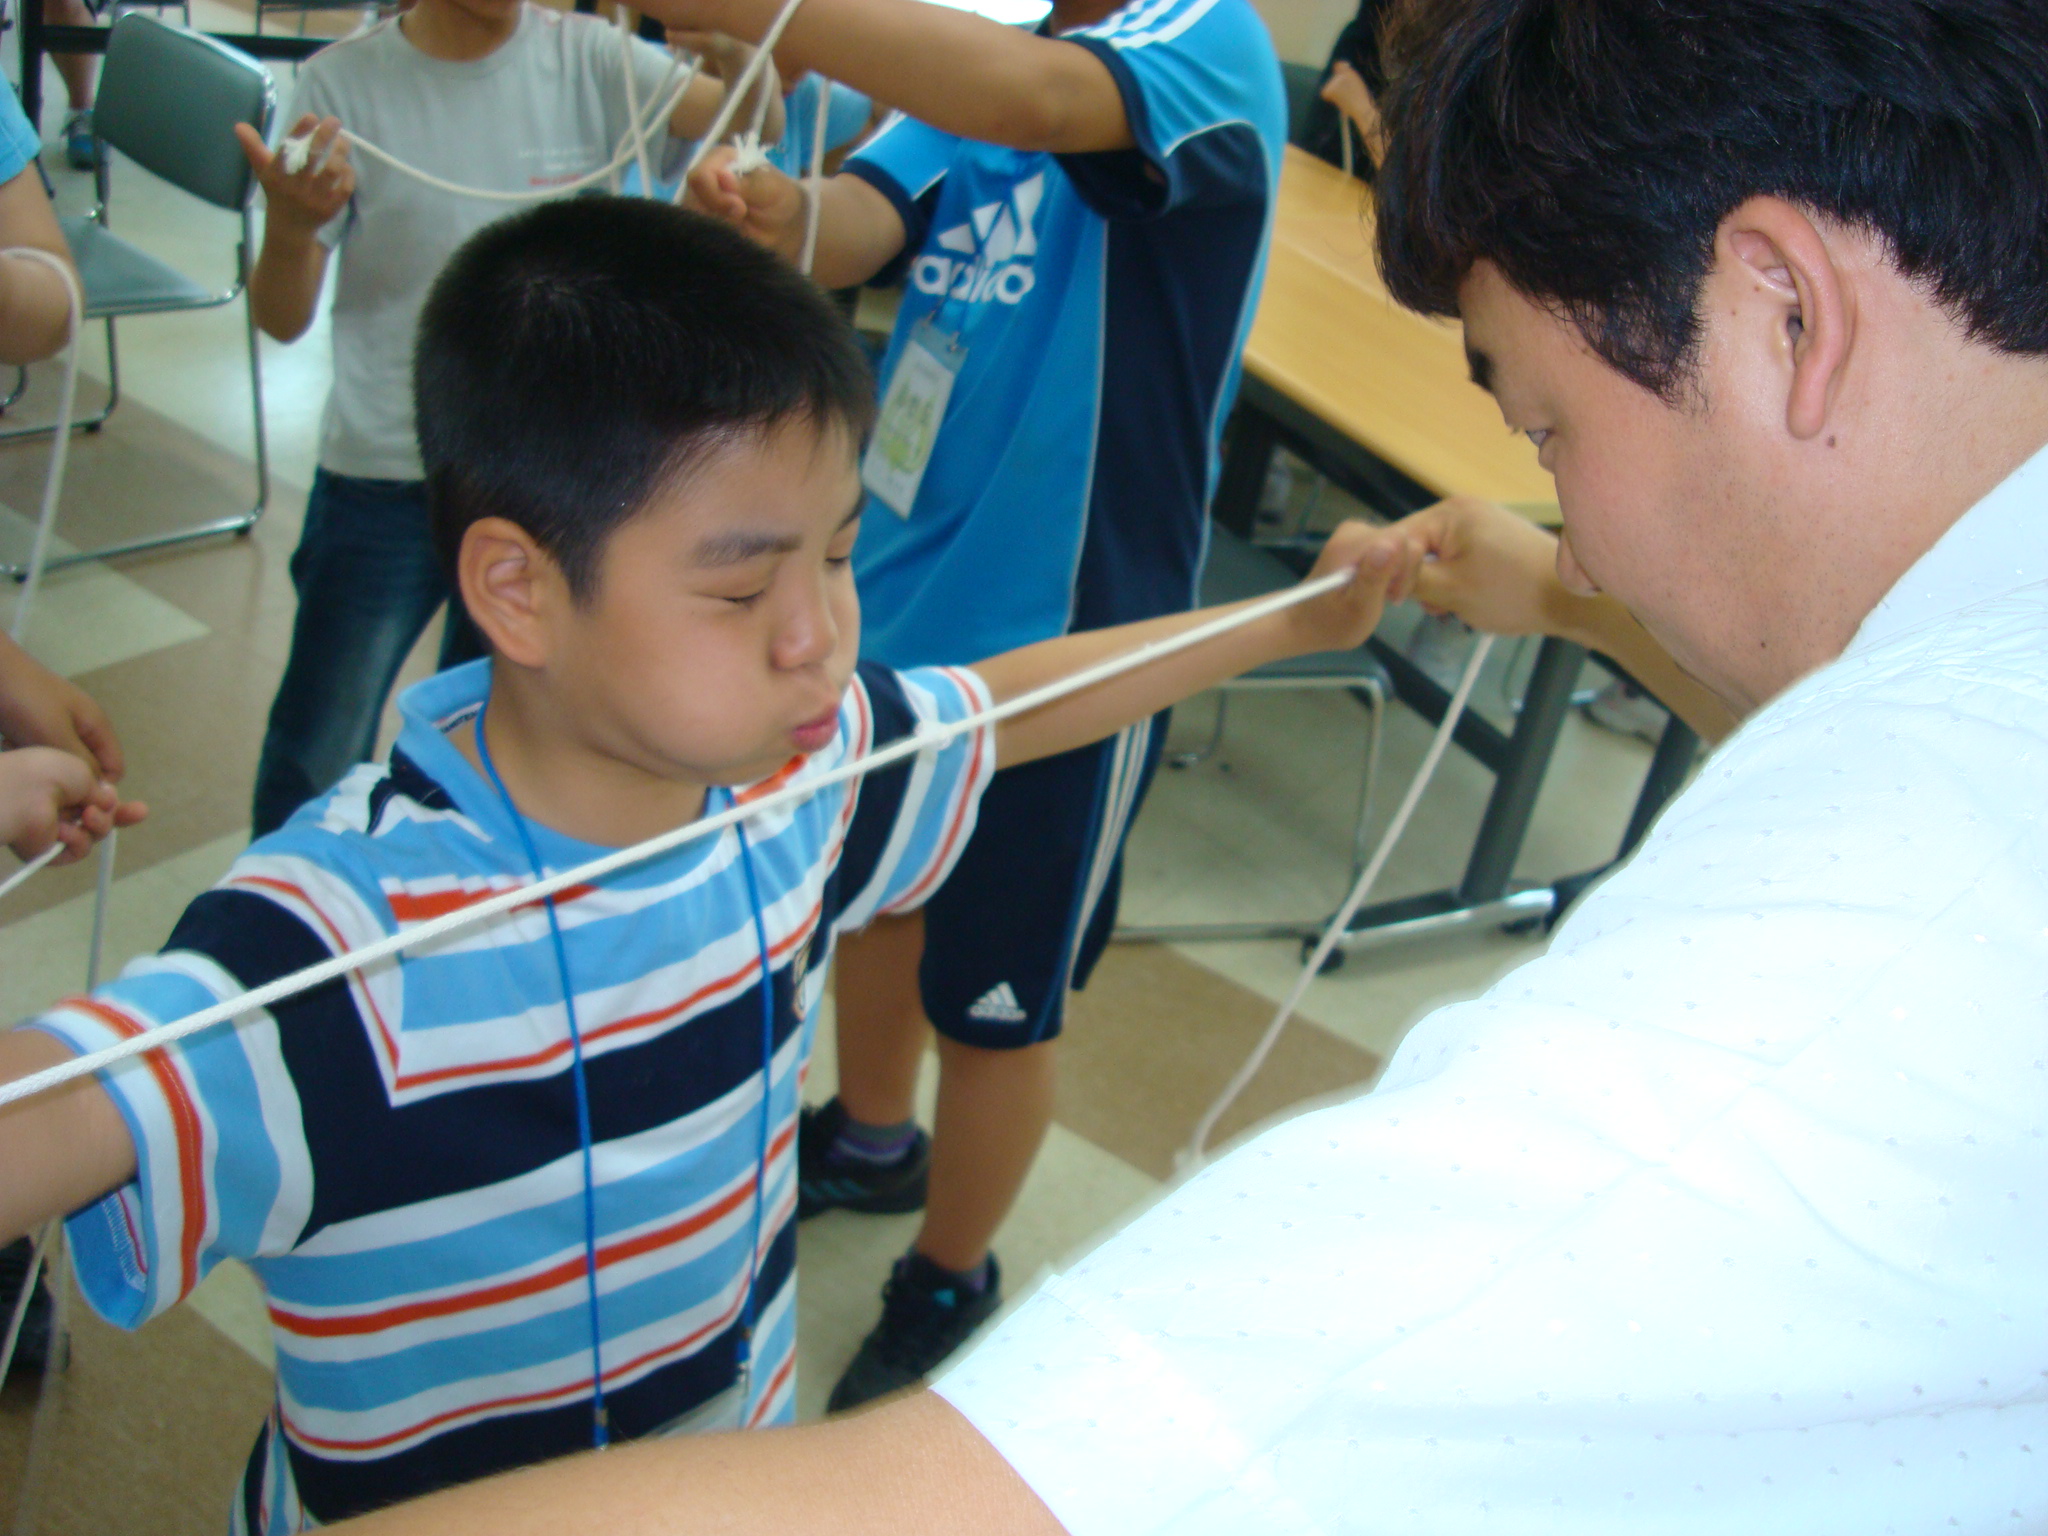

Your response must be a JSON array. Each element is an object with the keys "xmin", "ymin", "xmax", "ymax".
[
  {"xmin": 1180, "ymin": 632, "xmax": 1497, "ymax": 1170},
  {"xmin": 616, "ymin": 6, "xmax": 650, "ymax": 198},
  {"xmin": 0, "ymin": 1219, "xmax": 56, "ymax": 1390},
  {"xmin": 281, "ymin": 15, "xmax": 713, "ymax": 205},
  {"xmin": 0, "ymin": 568, "xmax": 1365, "ymax": 1113},
  {"xmin": 677, "ymin": 0, "xmax": 809, "ymax": 187},
  {"xmin": 5, "ymin": 247, "xmax": 84, "ymax": 646},
  {"xmin": 797, "ymin": 71, "xmax": 830, "ymax": 277},
  {"xmin": 0, "ymin": 841, "xmax": 60, "ymax": 903}
]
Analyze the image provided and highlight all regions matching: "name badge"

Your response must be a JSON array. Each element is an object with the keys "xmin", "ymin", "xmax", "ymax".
[{"xmin": 861, "ymin": 317, "xmax": 964, "ymax": 519}]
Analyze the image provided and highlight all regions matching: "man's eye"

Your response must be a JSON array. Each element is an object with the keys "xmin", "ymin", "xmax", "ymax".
[
  {"xmin": 825, "ymin": 552, "xmax": 853, "ymax": 569},
  {"xmin": 723, "ymin": 589, "xmax": 768, "ymax": 608},
  {"xmin": 1524, "ymin": 428, "xmax": 1552, "ymax": 450}
]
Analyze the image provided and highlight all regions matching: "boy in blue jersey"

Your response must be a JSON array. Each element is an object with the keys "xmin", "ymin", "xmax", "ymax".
[
  {"xmin": 0, "ymin": 197, "xmax": 1409, "ymax": 1532},
  {"xmin": 676, "ymin": 0, "xmax": 1289, "ymax": 1406}
]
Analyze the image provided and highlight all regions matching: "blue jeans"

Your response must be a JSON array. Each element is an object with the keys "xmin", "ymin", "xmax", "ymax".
[{"xmin": 251, "ymin": 470, "xmax": 484, "ymax": 837}]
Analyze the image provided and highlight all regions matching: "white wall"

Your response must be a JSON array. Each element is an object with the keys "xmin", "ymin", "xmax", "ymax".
[{"xmin": 1248, "ymin": 0, "xmax": 1352, "ymax": 65}]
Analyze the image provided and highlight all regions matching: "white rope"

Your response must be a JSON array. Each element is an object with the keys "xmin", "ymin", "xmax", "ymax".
[
  {"xmin": 0, "ymin": 567, "xmax": 1367, "ymax": 1113},
  {"xmin": 5, "ymin": 247, "xmax": 84, "ymax": 646},
  {"xmin": 0, "ymin": 841, "xmax": 60, "ymax": 903},
  {"xmin": 0, "ymin": 1218, "xmax": 56, "ymax": 1390},
  {"xmin": 616, "ymin": 6, "xmax": 650, "ymax": 198},
  {"xmin": 277, "ymin": 14, "xmax": 715, "ymax": 204},
  {"xmin": 677, "ymin": 0, "xmax": 809, "ymax": 187},
  {"xmin": 797, "ymin": 70, "xmax": 830, "ymax": 277},
  {"xmin": 1180, "ymin": 632, "xmax": 1497, "ymax": 1170}
]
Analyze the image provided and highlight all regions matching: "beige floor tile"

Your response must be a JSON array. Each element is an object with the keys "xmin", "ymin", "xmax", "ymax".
[
  {"xmin": 183, "ymin": 1258, "xmax": 275, "ymax": 1371},
  {"xmin": 0, "ymin": 504, "xmax": 211, "ymax": 675}
]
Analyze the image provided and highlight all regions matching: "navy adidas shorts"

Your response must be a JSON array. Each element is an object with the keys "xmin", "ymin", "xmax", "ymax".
[{"xmin": 919, "ymin": 711, "xmax": 1168, "ymax": 1049}]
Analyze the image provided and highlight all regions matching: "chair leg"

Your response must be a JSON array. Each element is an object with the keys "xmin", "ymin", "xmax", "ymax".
[
  {"xmin": 243, "ymin": 279, "xmax": 269, "ymax": 524},
  {"xmin": 1170, "ymin": 691, "xmax": 1229, "ymax": 769},
  {"xmin": 1349, "ymin": 681, "xmax": 1386, "ymax": 883}
]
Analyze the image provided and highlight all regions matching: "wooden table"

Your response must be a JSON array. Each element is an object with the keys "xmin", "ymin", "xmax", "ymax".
[{"xmin": 1202, "ymin": 146, "xmax": 1696, "ymax": 960}]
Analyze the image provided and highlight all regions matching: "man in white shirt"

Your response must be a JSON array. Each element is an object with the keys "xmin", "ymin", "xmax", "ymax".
[{"xmin": 314, "ymin": 0, "xmax": 2048, "ymax": 1530}]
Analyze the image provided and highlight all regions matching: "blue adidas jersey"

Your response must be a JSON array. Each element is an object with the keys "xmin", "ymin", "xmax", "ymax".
[
  {"xmin": 23, "ymin": 658, "xmax": 993, "ymax": 1532},
  {"xmin": 845, "ymin": 0, "xmax": 1286, "ymax": 669}
]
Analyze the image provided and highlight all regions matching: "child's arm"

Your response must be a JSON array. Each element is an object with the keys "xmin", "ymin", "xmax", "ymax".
[
  {"xmin": 978, "ymin": 521, "xmax": 1418, "ymax": 769},
  {"xmin": 234, "ymin": 113, "xmax": 355, "ymax": 343},
  {"xmin": 0, "ymin": 1027, "xmax": 135, "ymax": 1245},
  {"xmin": 1397, "ymin": 497, "xmax": 1737, "ymax": 742},
  {"xmin": 0, "ymin": 161, "xmax": 80, "ymax": 365},
  {"xmin": 651, "ymin": 0, "xmax": 1133, "ymax": 154}
]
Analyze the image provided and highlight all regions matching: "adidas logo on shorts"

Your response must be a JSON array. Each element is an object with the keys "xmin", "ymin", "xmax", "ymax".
[{"xmin": 967, "ymin": 982, "xmax": 1029, "ymax": 1024}]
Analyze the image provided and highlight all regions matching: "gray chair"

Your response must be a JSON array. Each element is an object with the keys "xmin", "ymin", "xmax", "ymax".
[
  {"xmin": 0, "ymin": 11, "xmax": 274, "ymax": 577},
  {"xmin": 1115, "ymin": 526, "xmax": 1394, "ymax": 946}
]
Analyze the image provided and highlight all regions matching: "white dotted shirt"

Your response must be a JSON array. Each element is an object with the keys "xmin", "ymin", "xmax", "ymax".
[{"xmin": 938, "ymin": 443, "xmax": 2048, "ymax": 1534}]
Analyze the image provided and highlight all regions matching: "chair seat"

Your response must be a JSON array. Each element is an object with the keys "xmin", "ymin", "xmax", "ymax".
[
  {"xmin": 1201, "ymin": 526, "xmax": 1392, "ymax": 690},
  {"xmin": 61, "ymin": 215, "xmax": 220, "ymax": 318}
]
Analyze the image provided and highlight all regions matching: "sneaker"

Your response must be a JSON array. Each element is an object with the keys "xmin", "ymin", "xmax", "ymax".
[
  {"xmin": 1582, "ymin": 678, "xmax": 1669, "ymax": 744},
  {"xmin": 61, "ymin": 109, "xmax": 95, "ymax": 171},
  {"xmin": 796, "ymin": 1097, "xmax": 930, "ymax": 1219},
  {"xmin": 827, "ymin": 1251, "xmax": 1002, "ymax": 1413},
  {"xmin": 0, "ymin": 1237, "xmax": 51, "ymax": 1383}
]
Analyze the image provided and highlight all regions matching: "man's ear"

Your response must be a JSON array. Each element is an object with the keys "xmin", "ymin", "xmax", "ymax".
[
  {"xmin": 1718, "ymin": 196, "xmax": 1856, "ymax": 442},
  {"xmin": 458, "ymin": 518, "xmax": 567, "ymax": 669}
]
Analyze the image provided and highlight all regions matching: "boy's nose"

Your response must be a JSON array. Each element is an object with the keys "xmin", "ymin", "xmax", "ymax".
[{"xmin": 771, "ymin": 586, "xmax": 840, "ymax": 671}]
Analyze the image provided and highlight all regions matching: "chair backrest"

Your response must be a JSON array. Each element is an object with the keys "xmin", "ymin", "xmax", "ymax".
[{"xmin": 94, "ymin": 13, "xmax": 275, "ymax": 212}]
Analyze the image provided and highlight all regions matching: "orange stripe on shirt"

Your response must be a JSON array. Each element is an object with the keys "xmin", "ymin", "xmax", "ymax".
[
  {"xmin": 271, "ymin": 1168, "xmax": 762, "ymax": 1339},
  {"xmin": 384, "ymin": 882, "xmax": 599, "ymax": 924},
  {"xmin": 230, "ymin": 875, "xmax": 403, "ymax": 1072},
  {"xmin": 69, "ymin": 995, "xmax": 211, "ymax": 1300}
]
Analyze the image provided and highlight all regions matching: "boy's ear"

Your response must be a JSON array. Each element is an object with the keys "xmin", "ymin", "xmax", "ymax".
[{"xmin": 458, "ymin": 518, "xmax": 567, "ymax": 669}]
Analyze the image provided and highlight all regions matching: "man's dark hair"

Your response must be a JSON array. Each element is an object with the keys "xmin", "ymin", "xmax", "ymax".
[
  {"xmin": 1374, "ymin": 0, "xmax": 2048, "ymax": 398},
  {"xmin": 416, "ymin": 197, "xmax": 876, "ymax": 597}
]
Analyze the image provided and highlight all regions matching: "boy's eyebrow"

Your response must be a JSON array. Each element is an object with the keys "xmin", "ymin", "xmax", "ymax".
[
  {"xmin": 693, "ymin": 528, "xmax": 804, "ymax": 567},
  {"xmin": 1465, "ymin": 342, "xmax": 1496, "ymax": 396},
  {"xmin": 691, "ymin": 497, "xmax": 865, "ymax": 567}
]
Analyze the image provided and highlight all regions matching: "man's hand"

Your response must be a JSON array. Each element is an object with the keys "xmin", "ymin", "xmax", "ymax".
[
  {"xmin": 1284, "ymin": 519, "xmax": 1423, "ymax": 656},
  {"xmin": 0, "ymin": 635, "xmax": 126, "ymax": 783},
  {"xmin": 236, "ymin": 113, "xmax": 355, "ymax": 236},
  {"xmin": 1395, "ymin": 495, "xmax": 1588, "ymax": 640},
  {"xmin": 687, "ymin": 146, "xmax": 808, "ymax": 258}
]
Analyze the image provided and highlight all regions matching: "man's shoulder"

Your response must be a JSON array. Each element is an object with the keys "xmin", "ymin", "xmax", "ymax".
[{"xmin": 295, "ymin": 17, "xmax": 408, "ymax": 95}]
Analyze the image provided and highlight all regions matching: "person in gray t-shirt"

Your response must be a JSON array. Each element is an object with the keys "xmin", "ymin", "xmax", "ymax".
[{"xmin": 235, "ymin": 0, "xmax": 774, "ymax": 837}]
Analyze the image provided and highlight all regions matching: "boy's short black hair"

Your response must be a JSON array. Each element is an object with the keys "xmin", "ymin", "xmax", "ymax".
[
  {"xmin": 1374, "ymin": 0, "xmax": 2048, "ymax": 399},
  {"xmin": 416, "ymin": 197, "xmax": 876, "ymax": 597}
]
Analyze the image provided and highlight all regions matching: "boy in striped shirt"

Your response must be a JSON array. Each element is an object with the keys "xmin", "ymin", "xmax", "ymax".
[{"xmin": 0, "ymin": 197, "xmax": 1410, "ymax": 1532}]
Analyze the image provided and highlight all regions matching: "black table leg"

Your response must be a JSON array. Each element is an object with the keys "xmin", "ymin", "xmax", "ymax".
[
  {"xmin": 1456, "ymin": 637, "xmax": 1582, "ymax": 904},
  {"xmin": 1213, "ymin": 407, "xmax": 1277, "ymax": 540}
]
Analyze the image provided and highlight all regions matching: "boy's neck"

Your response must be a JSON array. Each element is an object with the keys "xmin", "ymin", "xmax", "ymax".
[
  {"xmin": 452, "ymin": 672, "xmax": 712, "ymax": 852},
  {"xmin": 400, "ymin": 0, "xmax": 521, "ymax": 63}
]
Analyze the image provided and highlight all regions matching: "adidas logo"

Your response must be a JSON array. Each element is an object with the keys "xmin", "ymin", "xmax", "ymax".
[
  {"xmin": 910, "ymin": 173, "xmax": 1045, "ymax": 307},
  {"xmin": 966, "ymin": 981, "xmax": 1029, "ymax": 1023}
]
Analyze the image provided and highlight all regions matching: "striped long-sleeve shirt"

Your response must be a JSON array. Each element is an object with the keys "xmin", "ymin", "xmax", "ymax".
[{"xmin": 25, "ymin": 657, "xmax": 994, "ymax": 1532}]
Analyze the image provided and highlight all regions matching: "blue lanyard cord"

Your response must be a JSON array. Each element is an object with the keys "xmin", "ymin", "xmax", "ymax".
[
  {"xmin": 726, "ymin": 787, "xmax": 779, "ymax": 1401},
  {"xmin": 473, "ymin": 711, "xmax": 610, "ymax": 1450}
]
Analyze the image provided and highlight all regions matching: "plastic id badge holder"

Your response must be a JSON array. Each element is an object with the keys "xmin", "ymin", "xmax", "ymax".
[{"xmin": 862, "ymin": 317, "xmax": 964, "ymax": 518}]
